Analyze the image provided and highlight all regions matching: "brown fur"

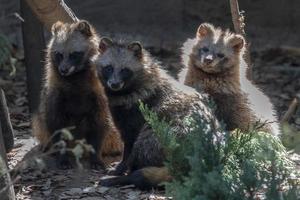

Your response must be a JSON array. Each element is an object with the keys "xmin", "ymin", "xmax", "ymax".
[
  {"xmin": 43, "ymin": 58, "xmax": 123, "ymax": 157},
  {"xmin": 180, "ymin": 23, "xmax": 280, "ymax": 135},
  {"xmin": 183, "ymin": 52, "xmax": 253, "ymax": 131},
  {"xmin": 32, "ymin": 114, "xmax": 49, "ymax": 147},
  {"xmin": 32, "ymin": 21, "xmax": 122, "ymax": 167},
  {"xmin": 141, "ymin": 166, "xmax": 172, "ymax": 185},
  {"xmin": 102, "ymin": 130, "xmax": 123, "ymax": 157}
]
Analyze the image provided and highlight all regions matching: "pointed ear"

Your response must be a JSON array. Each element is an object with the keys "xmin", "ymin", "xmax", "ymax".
[
  {"xmin": 51, "ymin": 21, "xmax": 64, "ymax": 36},
  {"xmin": 197, "ymin": 23, "xmax": 214, "ymax": 39},
  {"xmin": 75, "ymin": 20, "xmax": 93, "ymax": 37},
  {"xmin": 99, "ymin": 37, "xmax": 113, "ymax": 53},
  {"xmin": 128, "ymin": 42, "xmax": 142, "ymax": 58},
  {"xmin": 228, "ymin": 35, "xmax": 245, "ymax": 51}
]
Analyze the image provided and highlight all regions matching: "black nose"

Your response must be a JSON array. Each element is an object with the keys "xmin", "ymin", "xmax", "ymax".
[
  {"xmin": 59, "ymin": 68, "xmax": 68, "ymax": 75},
  {"xmin": 111, "ymin": 83, "xmax": 121, "ymax": 89},
  {"xmin": 59, "ymin": 67, "xmax": 68, "ymax": 75},
  {"xmin": 204, "ymin": 58, "xmax": 213, "ymax": 64}
]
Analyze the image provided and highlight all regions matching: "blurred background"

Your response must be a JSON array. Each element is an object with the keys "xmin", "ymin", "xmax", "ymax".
[
  {"xmin": 0, "ymin": 0, "xmax": 299, "ymax": 143},
  {"xmin": 2, "ymin": 0, "xmax": 300, "ymax": 48}
]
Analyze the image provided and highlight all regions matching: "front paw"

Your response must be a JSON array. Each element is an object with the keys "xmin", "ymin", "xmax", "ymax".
[
  {"xmin": 99, "ymin": 177, "xmax": 121, "ymax": 187},
  {"xmin": 99, "ymin": 178, "xmax": 114, "ymax": 187},
  {"xmin": 90, "ymin": 155, "xmax": 106, "ymax": 170},
  {"xmin": 107, "ymin": 161, "xmax": 127, "ymax": 175}
]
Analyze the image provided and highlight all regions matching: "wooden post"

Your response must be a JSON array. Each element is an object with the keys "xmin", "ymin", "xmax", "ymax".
[
  {"xmin": 20, "ymin": 0, "xmax": 46, "ymax": 113},
  {"xmin": 0, "ymin": 89, "xmax": 14, "ymax": 153},
  {"xmin": 25, "ymin": 0, "xmax": 77, "ymax": 31},
  {"xmin": 0, "ymin": 121, "xmax": 15, "ymax": 200}
]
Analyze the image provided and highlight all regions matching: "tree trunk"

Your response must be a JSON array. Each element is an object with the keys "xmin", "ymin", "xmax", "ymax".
[
  {"xmin": 25, "ymin": 0, "xmax": 77, "ymax": 31},
  {"xmin": 20, "ymin": 0, "xmax": 46, "ymax": 113}
]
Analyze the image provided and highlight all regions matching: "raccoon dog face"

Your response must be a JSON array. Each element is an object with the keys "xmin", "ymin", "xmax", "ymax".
[
  {"xmin": 96, "ymin": 38, "xmax": 143, "ymax": 93},
  {"xmin": 191, "ymin": 23, "xmax": 245, "ymax": 74},
  {"xmin": 49, "ymin": 20, "xmax": 97, "ymax": 77}
]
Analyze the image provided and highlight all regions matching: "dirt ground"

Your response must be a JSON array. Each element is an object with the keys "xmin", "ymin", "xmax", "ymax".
[{"xmin": 0, "ymin": 1, "xmax": 299, "ymax": 199}]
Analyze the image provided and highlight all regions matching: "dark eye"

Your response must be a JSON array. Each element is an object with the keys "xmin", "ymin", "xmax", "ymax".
[
  {"xmin": 217, "ymin": 53, "xmax": 225, "ymax": 58},
  {"xmin": 202, "ymin": 47, "xmax": 209, "ymax": 52},
  {"xmin": 54, "ymin": 51, "xmax": 63, "ymax": 63},
  {"xmin": 103, "ymin": 65, "xmax": 113, "ymax": 74},
  {"xmin": 121, "ymin": 68, "xmax": 133, "ymax": 79},
  {"xmin": 69, "ymin": 51, "xmax": 84, "ymax": 64}
]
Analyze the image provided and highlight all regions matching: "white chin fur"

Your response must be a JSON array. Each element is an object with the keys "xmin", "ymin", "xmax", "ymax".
[
  {"xmin": 108, "ymin": 82, "xmax": 124, "ymax": 91},
  {"xmin": 66, "ymin": 66, "xmax": 76, "ymax": 76}
]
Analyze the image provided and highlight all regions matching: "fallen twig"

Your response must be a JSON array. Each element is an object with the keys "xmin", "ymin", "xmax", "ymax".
[
  {"xmin": 281, "ymin": 98, "xmax": 299, "ymax": 123},
  {"xmin": 229, "ymin": 0, "xmax": 245, "ymax": 35}
]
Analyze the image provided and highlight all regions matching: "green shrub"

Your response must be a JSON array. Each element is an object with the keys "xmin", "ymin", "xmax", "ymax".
[{"xmin": 140, "ymin": 102, "xmax": 300, "ymax": 200}]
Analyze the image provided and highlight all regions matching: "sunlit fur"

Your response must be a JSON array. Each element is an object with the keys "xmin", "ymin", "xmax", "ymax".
[
  {"xmin": 179, "ymin": 23, "xmax": 280, "ymax": 136},
  {"xmin": 181, "ymin": 26, "xmax": 241, "ymax": 75}
]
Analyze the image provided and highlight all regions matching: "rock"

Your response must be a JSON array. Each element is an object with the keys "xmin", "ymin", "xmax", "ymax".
[
  {"xmin": 83, "ymin": 186, "xmax": 96, "ymax": 194},
  {"xmin": 65, "ymin": 188, "xmax": 83, "ymax": 196},
  {"xmin": 127, "ymin": 191, "xmax": 141, "ymax": 200},
  {"xmin": 295, "ymin": 118, "xmax": 300, "ymax": 125},
  {"xmin": 96, "ymin": 186, "xmax": 110, "ymax": 194}
]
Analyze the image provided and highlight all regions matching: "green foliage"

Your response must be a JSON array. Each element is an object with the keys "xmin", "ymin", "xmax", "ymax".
[
  {"xmin": 0, "ymin": 34, "xmax": 16, "ymax": 76},
  {"xmin": 140, "ymin": 102, "xmax": 300, "ymax": 200},
  {"xmin": 281, "ymin": 123, "xmax": 300, "ymax": 154}
]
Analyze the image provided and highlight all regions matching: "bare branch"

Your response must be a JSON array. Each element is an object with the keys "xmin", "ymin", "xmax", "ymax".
[
  {"xmin": 281, "ymin": 98, "xmax": 299, "ymax": 123},
  {"xmin": 230, "ymin": 0, "xmax": 245, "ymax": 36},
  {"xmin": 229, "ymin": 0, "xmax": 252, "ymax": 80}
]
